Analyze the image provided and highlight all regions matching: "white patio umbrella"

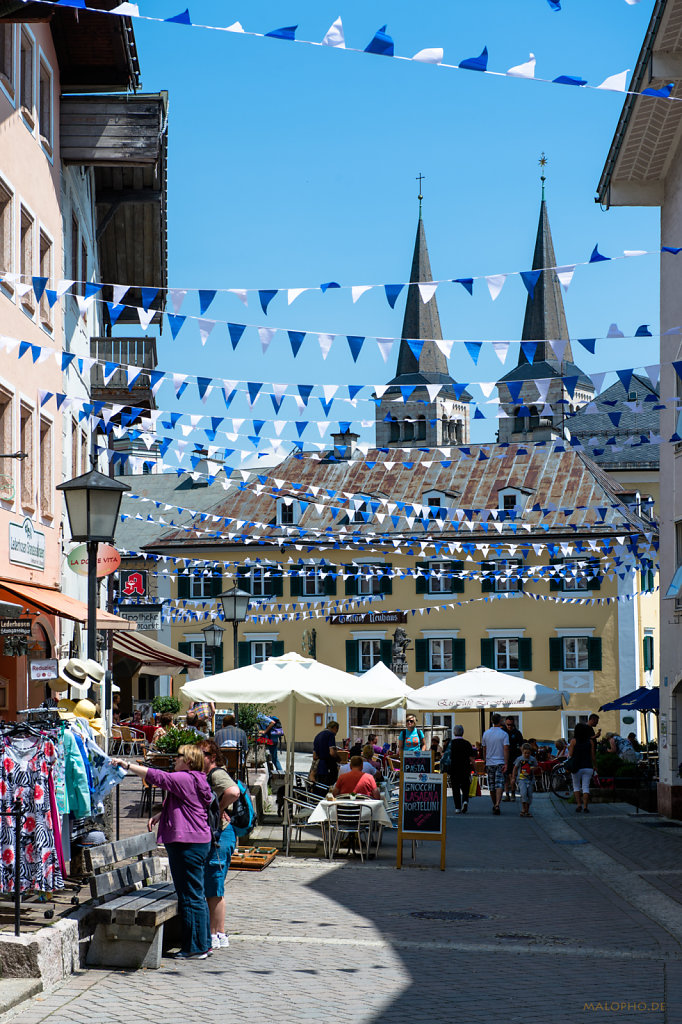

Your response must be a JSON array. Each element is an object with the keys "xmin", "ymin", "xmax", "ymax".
[{"xmin": 181, "ymin": 652, "xmax": 410, "ymax": 796}]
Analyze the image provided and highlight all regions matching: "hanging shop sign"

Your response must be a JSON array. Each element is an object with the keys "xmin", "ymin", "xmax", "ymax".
[
  {"xmin": 9, "ymin": 518, "xmax": 45, "ymax": 570},
  {"xmin": 0, "ymin": 474, "xmax": 14, "ymax": 502},
  {"xmin": 116, "ymin": 605, "xmax": 162, "ymax": 631},
  {"xmin": 0, "ymin": 618, "xmax": 31, "ymax": 637},
  {"xmin": 330, "ymin": 611, "xmax": 408, "ymax": 625},
  {"xmin": 29, "ymin": 658, "xmax": 58, "ymax": 681},
  {"xmin": 67, "ymin": 544, "xmax": 121, "ymax": 578},
  {"xmin": 119, "ymin": 570, "xmax": 148, "ymax": 598}
]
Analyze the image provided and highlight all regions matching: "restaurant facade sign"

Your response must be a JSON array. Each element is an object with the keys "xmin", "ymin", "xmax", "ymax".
[
  {"xmin": 330, "ymin": 611, "xmax": 407, "ymax": 625},
  {"xmin": 9, "ymin": 518, "xmax": 45, "ymax": 570}
]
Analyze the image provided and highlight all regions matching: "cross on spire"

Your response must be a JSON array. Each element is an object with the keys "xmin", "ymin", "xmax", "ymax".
[
  {"xmin": 539, "ymin": 152, "xmax": 548, "ymax": 199},
  {"xmin": 416, "ymin": 172, "xmax": 425, "ymax": 215}
]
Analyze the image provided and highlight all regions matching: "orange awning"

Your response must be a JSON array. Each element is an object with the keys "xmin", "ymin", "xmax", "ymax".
[{"xmin": 0, "ymin": 581, "xmax": 137, "ymax": 631}]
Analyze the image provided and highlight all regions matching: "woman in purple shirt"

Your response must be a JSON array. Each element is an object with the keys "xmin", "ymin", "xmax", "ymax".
[{"xmin": 113, "ymin": 744, "xmax": 213, "ymax": 959}]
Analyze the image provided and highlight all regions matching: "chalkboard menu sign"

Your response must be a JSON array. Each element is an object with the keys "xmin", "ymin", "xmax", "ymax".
[
  {"xmin": 401, "ymin": 773, "xmax": 444, "ymax": 836},
  {"xmin": 403, "ymin": 753, "xmax": 432, "ymax": 775}
]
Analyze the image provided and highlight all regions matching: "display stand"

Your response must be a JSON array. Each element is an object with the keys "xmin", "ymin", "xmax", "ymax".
[{"xmin": 396, "ymin": 753, "xmax": 446, "ymax": 871}]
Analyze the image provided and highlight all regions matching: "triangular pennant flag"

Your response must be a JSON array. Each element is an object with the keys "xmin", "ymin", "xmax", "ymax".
[
  {"xmin": 662, "ymin": 246, "xmax": 682, "ymax": 256},
  {"xmin": 486, "ymin": 274, "xmax": 506, "ymax": 301},
  {"xmin": 167, "ymin": 314, "xmax": 185, "ymax": 339},
  {"xmin": 549, "ymin": 338, "xmax": 567, "ymax": 363},
  {"xmin": 377, "ymin": 339, "xmax": 394, "ymax": 363},
  {"xmin": 607, "ymin": 323, "xmax": 624, "ymax": 338},
  {"xmin": 642, "ymin": 82, "xmax": 674, "ymax": 99},
  {"xmin": 322, "ymin": 17, "xmax": 345, "ymax": 47},
  {"xmin": 298, "ymin": 384, "xmax": 314, "ymax": 406},
  {"xmin": 434, "ymin": 339, "xmax": 454, "ymax": 359},
  {"xmin": 407, "ymin": 339, "xmax": 425, "ymax": 363},
  {"xmin": 617, "ymin": 368, "xmax": 634, "ymax": 392},
  {"xmin": 454, "ymin": 278, "xmax": 474, "ymax": 295},
  {"xmin": 320, "ymin": 281, "xmax": 340, "ymax": 293},
  {"xmin": 556, "ymin": 265, "xmax": 576, "ymax": 292},
  {"xmin": 140, "ymin": 287, "xmax": 158, "ymax": 311},
  {"xmin": 258, "ymin": 327, "xmax": 276, "ymax": 353},
  {"xmin": 228, "ymin": 289, "xmax": 248, "ymax": 306},
  {"xmin": 165, "ymin": 8, "xmax": 191, "ymax": 24},
  {"xmin": 412, "ymin": 48, "xmax": 443, "ymax": 64},
  {"xmin": 247, "ymin": 382, "xmax": 262, "ymax": 406},
  {"xmin": 352, "ymin": 285, "xmax": 372, "ymax": 303},
  {"xmin": 198, "ymin": 318, "xmax": 215, "ymax": 346},
  {"xmin": 228, "ymin": 323, "xmax": 246, "ymax": 350},
  {"xmin": 45, "ymin": 289, "xmax": 58, "ymax": 308},
  {"xmin": 589, "ymin": 371, "xmax": 606, "ymax": 394},
  {"xmin": 318, "ymin": 334, "xmax": 334, "ymax": 359},
  {"xmin": 520, "ymin": 341, "xmax": 538, "ymax": 363},
  {"xmin": 644, "ymin": 363, "xmax": 660, "ymax": 389},
  {"xmin": 57, "ymin": 279, "xmax": 75, "ymax": 298},
  {"xmin": 137, "ymin": 306, "xmax": 156, "ymax": 330},
  {"xmin": 507, "ymin": 53, "xmax": 535, "ymax": 78},
  {"xmin": 589, "ymin": 244, "xmax": 610, "ymax": 263},
  {"xmin": 197, "ymin": 377, "xmax": 212, "ymax": 402},
  {"xmin": 365, "ymin": 24, "xmax": 394, "ymax": 56},
  {"xmin": 287, "ymin": 288, "xmax": 308, "ymax": 305},
  {"xmin": 597, "ymin": 70, "xmax": 629, "ymax": 92},
  {"xmin": 259, "ymin": 289, "xmax": 278, "ymax": 314},
  {"xmin": 492, "ymin": 341, "xmax": 509, "ymax": 364},
  {"xmin": 459, "ymin": 46, "xmax": 488, "ymax": 72},
  {"xmin": 32, "ymin": 277, "xmax": 48, "ymax": 303},
  {"xmin": 464, "ymin": 341, "xmax": 482, "ymax": 364},
  {"xmin": 169, "ymin": 287, "xmax": 186, "ymax": 313},
  {"xmin": 346, "ymin": 336, "xmax": 365, "ymax": 363},
  {"xmin": 553, "ymin": 74, "xmax": 587, "ymax": 87},
  {"xmin": 198, "ymin": 289, "xmax": 216, "ymax": 315},
  {"xmin": 635, "ymin": 324, "xmax": 652, "ymax": 337},
  {"xmin": 520, "ymin": 269, "xmax": 542, "ymax": 299},
  {"xmin": 287, "ymin": 331, "xmax": 306, "ymax": 357},
  {"xmin": 418, "ymin": 282, "xmax": 438, "ymax": 304},
  {"xmin": 577, "ymin": 338, "xmax": 596, "ymax": 354},
  {"xmin": 265, "ymin": 25, "xmax": 297, "ymax": 40},
  {"xmin": 384, "ymin": 283, "xmax": 404, "ymax": 308},
  {"xmin": 507, "ymin": 381, "xmax": 523, "ymax": 404},
  {"xmin": 106, "ymin": 302, "xmax": 124, "ymax": 326}
]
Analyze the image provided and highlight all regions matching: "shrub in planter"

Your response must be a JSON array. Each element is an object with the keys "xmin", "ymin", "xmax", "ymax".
[
  {"xmin": 595, "ymin": 752, "xmax": 625, "ymax": 779},
  {"xmin": 151, "ymin": 696, "xmax": 181, "ymax": 716},
  {"xmin": 154, "ymin": 726, "xmax": 201, "ymax": 753}
]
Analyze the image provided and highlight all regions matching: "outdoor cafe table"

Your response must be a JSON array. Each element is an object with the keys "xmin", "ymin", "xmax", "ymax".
[{"xmin": 308, "ymin": 797, "xmax": 393, "ymax": 858}]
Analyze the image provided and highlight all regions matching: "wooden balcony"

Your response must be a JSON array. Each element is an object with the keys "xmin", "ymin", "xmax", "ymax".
[
  {"xmin": 91, "ymin": 337, "xmax": 158, "ymax": 412},
  {"xmin": 60, "ymin": 94, "xmax": 165, "ymax": 166}
]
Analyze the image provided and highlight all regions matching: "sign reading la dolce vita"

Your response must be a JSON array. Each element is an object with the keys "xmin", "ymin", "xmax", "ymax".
[
  {"xmin": 330, "ymin": 611, "xmax": 408, "ymax": 625},
  {"xmin": 9, "ymin": 518, "xmax": 45, "ymax": 570},
  {"xmin": 67, "ymin": 544, "xmax": 121, "ymax": 578}
]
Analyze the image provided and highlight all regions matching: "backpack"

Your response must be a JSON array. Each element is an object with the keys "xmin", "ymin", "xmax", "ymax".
[
  {"xmin": 230, "ymin": 779, "xmax": 256, "ymax": 837},
  {"xmin": 440, "ymin": 742, "xmax": 452, "ymax": 772}
]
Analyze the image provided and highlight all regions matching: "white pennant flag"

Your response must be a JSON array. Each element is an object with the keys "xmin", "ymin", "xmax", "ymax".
[
  {"xmin": 535, "ymin": 377, "xmax": 552, "ymax": 403},
  {"xmin": 57, "ymin": 279, "xmax": 75, "ymax": 298},
  {"xmin": 412, "ymin": 47, "xmax": 443, "ymax": 64},
  {"xmin": 321, "ymin": 16, "xmax": 345, "ymax": 47},
  {"xmin": 228, "ymin": 289, "xmax": 248, "ymax": 306},
  {"xmin": 258, "ymin": 327, "xmax": 276, "ymax": 353},
  {"xmin": 169, "ymin": 287, "xmax": 186, "ymax": 313},
  {"xmin": 322, "ymin": 384, "xmax": 338, "ymax": 404},
  {"xmin": 376, "ymin": 338, "xmax": 394, "ymax": 363},
  {"xmin": 549, "ymin": 338, "xmax": 567, "ymax": 363},
  {"xmin": 607, "ymin": 323, "xmax": 624, "ymax": 338},
  {"xmin": 556, "ymin": 265, "xmax": 575, "ymax": 292},
  {"xmin": 434, "ymin": 338, "xmax": 454, "ymax": 358},
  {"xmin": 272, "ymin": 382, "xmax": 288, "ymax": 406},
  {"xmin": 624, "ymin": 249, "xmax": 647, "ymax": 257},
  {"xmin": 589, "ymin": 371, "xmax": 606, "ymax": 393},
  {"xmin": 486, "ymin": 274, "xmax": 506, "ymax": 301},
  {"xmin": 418, "ymin": 282, "xmax": 438, "ymax": 304},
  {"xmin": 173, "ymin": 373, "xmax": 187, "ymax": 395},
  {"xmin": 644, "ymin": 363, "xmax": 660, "ymax": 388},
  {"xmin": 318, "ymin": 334, "xmax": 334, "ymax": 360},
  {"xmin": 597, "ymin": 69, "xmax": 629, "ymax": 92},
  {"xmin": 111, "ymin": 2, "xmax": 140, "ymax": 14},
  {"xmin": 316, "ymin": 421, "xmax": 330, "ymax": 437},
  {"xmin": 352, "ymin": 285, "xmax": 372, "ymax": 303},
  {"xmin": 507, "ymin": 52, "xmax": 535, "ymax": 78},
  {"xmin": 479, "ymin": 381, "xmax": 497, "ymax": 398},
  {"xmin": 199, "ymin": 384, "xmax": 213, "ymax": 404},
  {"xmin": 374, "ymin": 384, "xmax": 389, "ymax": 400},
  {"xmin": 287, "ymin": 288, "xmax": 308, "ymax": 305},
  {"xmin": 492, "ymin": 341, "xmax": 509, "ymax": 364},
  {"xmin": 198, "ymin": 318, "xmax": 215, "ymax": 346},
  {"xmin": 224, "ymin": 21, "xmax": 244, "ymax": 33},
  {"xmin": 112, "ymin": 283, "xmax": 129, "ymax": 306},
  {"xmin": 137, "ymin": 307, "xmax": 156, "ymax": 330},
  {"xmin": 426, "ymin": 384, "xmax": 442, "ymax": 402}
]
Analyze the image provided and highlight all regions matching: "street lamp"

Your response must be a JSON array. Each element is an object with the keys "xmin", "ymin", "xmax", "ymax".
[
  {"xmin": 201, "ymin": 621, "xmax": 225, "ymax": 675},
  {"xmin": 218, "ymin": 586, "xmax": 250, "ymax": 722}
]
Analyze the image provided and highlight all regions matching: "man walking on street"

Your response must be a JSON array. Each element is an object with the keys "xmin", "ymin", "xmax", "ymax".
[
  {"xmin": 503, "ymin": 715, "xmax": 524, "ymax": 802},
  {"xmin": 482, "ymin": 713, "xmax": 509, "ymax": 815}
]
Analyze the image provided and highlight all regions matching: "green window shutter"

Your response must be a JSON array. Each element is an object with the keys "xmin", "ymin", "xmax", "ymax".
[
  {"xmin": 515, "ymin": 563, "xmax": 524, "ymax": 593},
  {"xmin": 415, "ymin": 561, "xmax": 429, "ymax": 595},
  {"xmin": 518, "ymin": 638, "xmax": 533, "ymax": 672},
  {"xmin": 178, "ymin": 640, "xmax": 192, "ymax": 674},
  {"xmin": 177, "ymin": 573, "xmax": 190, "ymax": 599},
  {"xmin": 549, "ymin": 637, "xmax": 563, "ymax": 672},
  {"xmin": 323, "ymin": 571, "xmax": 337, "ymax": 596},
  {"xmin": 643, "ymin": 635, "xmax": 654, "ymax": 672},
  {"xmin": 380, "ymin": 564, "xmax": 393, "ymax": 596},
  {"xmin": 587, "ymin": 562, "xmax": 602, "ymax": 591},
  {"xmin": 212, "ymin": 643, "xmax": 223, "ymax": 675},
  {"xmin": 480, "ymin": 638, "xmax": 494, "ymax": 668},
  {"xmin": 271, "ymin": 640, "xmax": 284, "ymax": 657},
  {"xmin": 549, "ymin": 559, "xmax": 562, "ymax": 592},
  {"xmin": 271, "ymin": 568, "xmax": 283, "ymax": 598},
  {"xmin": 290, "ymin": 572, "xmax": 302, "ymax": 598},
  {"xmin": 415, "ymin": 638, "xmax": 428, "ymax": 673},
  {"xmin": 237, "ymin": 641, "xmax": 251, "ymax": 668},
  {"xmin": 344, "ymin": 565, "xmax": 357, "ymax": 596},
  {"xmin": 453, "ymin": 638, "xmax": 466, "ymax": 672},
  {"xmin": 211, "ymin": 568, "xmax": 223, "ymax": 597},
  {"xmin": 451, "ymin": 560, "xmax": 465, "ymax": 594},
  {"xmin": 345, "ymin": 638, "xmax": 359, "ymax": 673},
  {"xmin": 481, "ymin": 562, "xmax": 495, "ymax": 594},
  {"xmin": 588, "ymin": 637, "xmax": 602, "ymax": 672},
  {"xmin": 380, "ymin": 640, "xmax": 393, "ymax": 666}
]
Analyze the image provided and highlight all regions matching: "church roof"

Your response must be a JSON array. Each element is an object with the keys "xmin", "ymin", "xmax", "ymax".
[
  {"xmin": 564, "ymin": 374, "xmax": 660, "ymax": 470},
  {"xmin": 499, "ymin": 359, "xmax": 594, "ymax": 391}
]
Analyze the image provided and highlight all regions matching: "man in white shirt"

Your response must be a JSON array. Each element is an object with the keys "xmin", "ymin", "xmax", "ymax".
[{"xmin": 482, "ymin": 713, "xmax": 509, "ymax": 815}]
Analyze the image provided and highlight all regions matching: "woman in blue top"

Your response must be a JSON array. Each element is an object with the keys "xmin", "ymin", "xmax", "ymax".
[{"xmin": 399, "ymin": 716, "xmax": 426, "ymax": 755}]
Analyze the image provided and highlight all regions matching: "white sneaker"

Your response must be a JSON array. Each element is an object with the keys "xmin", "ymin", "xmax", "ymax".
[
  {"xmin": 217, "ymin": 933, "xmax": 230, "ymax": 948},
  {"xmin": 454, "ymin": 808, "xmax": 461, "ymax": 814},
  {"xmin": 211, "ymin": 934, "xmax": 221, "ymax": 950}
]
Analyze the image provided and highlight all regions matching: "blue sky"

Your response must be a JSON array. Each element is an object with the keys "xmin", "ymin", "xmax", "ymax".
[{"xmin": 129, "ymin": 0, "xmax": 659, "ymax": 456}]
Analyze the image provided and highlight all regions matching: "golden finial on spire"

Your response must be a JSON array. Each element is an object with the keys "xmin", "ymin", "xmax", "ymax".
[{"xmin": 539, "ymin": 152, "xmax": 548, "ymax": 199}]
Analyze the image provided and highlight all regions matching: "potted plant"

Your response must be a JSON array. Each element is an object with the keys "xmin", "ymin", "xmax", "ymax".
[{"xmin": 151, "ymin": 696, "xmax": 181, "ymax": 716}]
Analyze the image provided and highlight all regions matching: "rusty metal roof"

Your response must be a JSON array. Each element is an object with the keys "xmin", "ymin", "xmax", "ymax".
[{"xmin": 148, "ymin": 443, "xmax": 653, "ymax": 552}]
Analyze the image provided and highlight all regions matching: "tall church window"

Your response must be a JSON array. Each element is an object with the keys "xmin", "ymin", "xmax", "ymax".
[
  {"xmin": 403, "ymin": 420, "xmax": 414, "ymax": 441},
  {"xmin": 416, "ymin": 416, "xmax": 426, "ymax": 440},
  {"xmin": 528, "ymin": 406, "xmax": 540, "ymax": 429},
  {"xmin": 513, "ymin": 408, "xmax": 526, "ymax": 433},
  {"xmin": 389, "ymin": 418, "xmax": 400, "ymax": 442}
]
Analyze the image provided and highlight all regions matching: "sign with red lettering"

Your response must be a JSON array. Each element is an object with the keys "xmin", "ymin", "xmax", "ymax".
[{"xmin": 67, "ymin": 544, "xmax": 121, "ymax": 578}]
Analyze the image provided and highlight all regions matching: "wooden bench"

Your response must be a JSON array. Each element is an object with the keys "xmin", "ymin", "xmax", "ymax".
[{"xmin": 84, "ymin": 832, "xmax": 177, "ymax": 970}]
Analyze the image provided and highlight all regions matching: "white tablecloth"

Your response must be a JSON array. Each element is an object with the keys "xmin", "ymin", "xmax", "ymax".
[{"xmin": 308, "ymin": 798, "xmax": 393, "ymax": 828}]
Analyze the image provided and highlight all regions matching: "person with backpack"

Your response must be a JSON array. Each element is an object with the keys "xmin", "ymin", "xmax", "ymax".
[
  {"xmin": 443, "ymin": 725, "xmax": 476, "ymax": 814},
  {"xmin": 398, "ymin": 715, "xmax": 426, "ymax": 756},
  {"xmin": 200, "ymin": 740, "xmax": 240, "ymax": 951},
  {"xmin": 112, "ymin": 744, "xmax": 214, "ymax": 960}
]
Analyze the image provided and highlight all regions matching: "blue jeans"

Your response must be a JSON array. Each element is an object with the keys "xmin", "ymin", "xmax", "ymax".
[
  {"xmin": 165, "ymin": 842, "xmax": 211, "ymax": 955},
  {"xmin": 204, "ymin": 825, "xmax": 236, "ymax": 898},
  {"xmin": 269, "ymin": 737, "xmax": 282, "ymax": 772}
]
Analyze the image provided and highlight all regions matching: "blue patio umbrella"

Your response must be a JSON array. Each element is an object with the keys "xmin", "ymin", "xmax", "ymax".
[{"xmin": 599, "ymin": 688, "xmax": 659, "ymax": 713}]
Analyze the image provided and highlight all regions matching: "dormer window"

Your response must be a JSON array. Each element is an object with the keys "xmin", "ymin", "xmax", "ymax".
[
  {"xmin": 276, "ymin": 497, "xmax": 299, "ymax": 526},
  {"xmin": 498, "ymin": 488, "xmax": 527, "ymax": 513}
]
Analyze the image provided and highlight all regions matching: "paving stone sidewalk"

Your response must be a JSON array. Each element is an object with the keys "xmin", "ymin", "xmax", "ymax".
[{"xmin": 2, "ymin": 793, "xmax": 681, "ymax": 1024}]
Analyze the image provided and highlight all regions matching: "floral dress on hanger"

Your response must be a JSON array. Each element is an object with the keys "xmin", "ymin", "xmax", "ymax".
[{"xmin": 0, "ymin": 732, "xmax": 64, "ymax": 893}]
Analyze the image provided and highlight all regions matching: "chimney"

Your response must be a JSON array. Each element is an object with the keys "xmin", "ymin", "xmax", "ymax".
[{"xmin": 331, "ymin": 429, "xmax": 359, "ymax": 460}]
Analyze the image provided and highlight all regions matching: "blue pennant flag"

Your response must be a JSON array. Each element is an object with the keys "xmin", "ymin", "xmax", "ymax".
[
  {"xmin": 520, "ymin": 269, "xmax": 542, "ymax": 300},
  {"xmin": 40, "ymin": 391, "xmax": 53, "ymax": 407},
  {"xmin": 547, "ymin": 0, "xmax": 561, "ymax": 9},
  {"xmin": 642, "ymin": 82, "xmax": 674, "ymax": 98},
  {"xmin": 149, "ymin": 370, "xmax": 164, "ymax": 392},
  {"xmin": 295, "ymin": 422, "xmax": 308, "ymax": 438},
  {"xmin": 607, "ymin": 412, "xmax": 622, "ymax": 428},
  {"xmin": 45, "ymin": 289, "xmax": 58, "ymax": 308},
  {"xmin": 85, "ymin": 282, "xmax": 103, "ymax": 301},
  {"xmin": 589, "ymin": 244, "xmax": 610, "ymax": 263},
  {"xmin": 635, "ymin": 324, "xmax": 652, "ymax": 337},
  {"xmin": 265, "ymin": 25, "xmax": 297, "ymax": 40},
  {"xmin": 365, "ymin": 24, "xmax": 394, "ymax": 56},
  {"xmin": 106, "ymin": 302, "xmax": 125, "ymax": 326},
  {"xmin": 507, "ymin": 381, "xmax": 523, "ymax": 404},
  {"xmin": 197, "ymin": 377, "xmax": 212, "ymax": 401},
  {"xmin": 104, "ymin": 361, "xmax": 118, "ymax": 380},
  {"xmin": 166, "ymin": 8, "xmax": 191, "ymax": 24},
  {"xmin": 464, "ymin": 341, "xmax": 482, "ymax": 364},
  {"xmin": 400, "ymin": 386, "xmax": 415, "ymax": 402},
  {"xmin": 32, "ymin": 277, "xmax": 48, "ymax": 302},
  {"xmin": 319, "ymin": 396, "xmax": 334, "ymax": 416},
  {"xmin": 320, "ymin": 281, "xmax": 340, "ymax": 293},
  {"xmin": 140, "ymin": 287, "xmax": 158, "ymax": 311},
  {"xmin": 384, "ymin": 284, "xmax": 404, "ymax": 308},
  {"xmin": 228, "ymin": 323, "xmax": 246, "ymax": 349},
  {"xmin": 175, "ymin": 381, "xmax": 188, "ymax": 400},
  {"xmin": 222, "ymin": 387, "xmax": 236, "ymax": 409},
  {"xmin": 18, "ymin": 341, "xmax": 30, "ymax": 360},
  {"xmin": 452, "ymin": 382, "xmax": 469, "ymax": 401},
  {"xmin": 58, "ymin": 0, "xmax": 86, "ymax": 7},
  {"xmin": 211, "ymin": 417, "xmax": 223, "ymax": 432},
  {"xmin": 61, "ymin": 352, "xmax": 76, "ymax": 371},
  {"xmin": 167, "ymin": 314, "xmax": 185, "ymax": 339},
  {"xmin": 247, "ymin": 383, "xmax": 262, "ymax": 405},
  {"xmin": 271, "ymin": 392, "xmax": 285, "ymax": 414},
  {"xmin": 252, "ymin": 420, "xmax": 265, "ymax": 436},
  {"xmin": 407, "ymin": 338, "xmax": 425, "ymax": 362},
  {"xmin": 259, "ymin": 289, "xmax": 278, "ymax": 315},
  {"xmin": 454, "ymin": 278, "xmax": 474, "ymax": 295},
  {"xmin": 520, "ymin": 341, "xmax": 538, "ymax": 363},
  {"xmin": 473, "ymin": 407, "xmax": 486, "ymax": 419},
  {"xmin": 346, "ymin": 336, "xmax": 365, "ymax": 363},
  {"xmin": 563, "ymin": 375, "xmax": 579, "ymax": 399},
  {"xmin": 553, "ymin": 74, "xmax": 587, "ymax": 86},
  {"xmin": 662, "ymin": 246, "xmax": 682, "ymax": 255},
  {"xmin": 617, "ymin": 368, "xmax": 634, "ymax": 392},
  {"xmin": 199, "ymin": 290, "xmax": 216, "ymax": 315},
  {"xmin": 287, "ymin": 331, "xmax": 305, "ymax": 357},
  {"xmin": 577, "ymin": 337, "xmax": 596, "ymax": 354},
  {"xmin": 298, "ymin": 384, "xmax": 314, "ymax": 406},
  {"xmin": 348, "ymin": 384, "xmax": 363, "ymax": 401},
  {"xmin": 478, "ymin": 449, "xmax": 488, "ymax": 461},
  {"xmin": 459, "ymin": 46, "xmax": 488, "ymax": 72}
]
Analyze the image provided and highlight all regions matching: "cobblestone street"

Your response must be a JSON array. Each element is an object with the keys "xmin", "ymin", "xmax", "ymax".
[{"xmin": 2, "ymin": 793, "xmax": 682, "ymax": 1024}]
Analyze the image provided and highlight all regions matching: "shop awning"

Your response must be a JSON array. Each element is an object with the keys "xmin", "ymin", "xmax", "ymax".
[
  {"xmin": 0, "ymin": 581, "xmax": 137, "ymax": 631},
  {"xmin": 113, "ymin": 630, "xmax": 200, "ymax": 676}
]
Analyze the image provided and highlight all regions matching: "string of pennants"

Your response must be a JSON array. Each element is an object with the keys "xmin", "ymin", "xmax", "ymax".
[
  {"xmin": 4, "ymin": 245, "xmax": 678, "ymax": 323},
  {"xmin": 29, "ymin": 2, "xmax": 677, "ymax": 104}
]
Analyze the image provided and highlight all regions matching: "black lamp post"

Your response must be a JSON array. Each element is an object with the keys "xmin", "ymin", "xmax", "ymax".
[
  {"xmin": 218, "ymin": 586, "xmax": 250, "ymax": 722},
  {"xmin": 201, "ymin": 621, "xmax": 225, "ymax": 675},
  {"xmin": 57, "ymin": 470, "xmax": 130, "ymax": 722}
]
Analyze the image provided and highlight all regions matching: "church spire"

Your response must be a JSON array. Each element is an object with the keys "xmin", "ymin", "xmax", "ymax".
[
  {"xmin": 518, "ymin": 164, "xmax": 573, "ymax": 366},
  {"xmin": 393, "ymin": 207, "xmax": 449, "ymax": 379}
]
